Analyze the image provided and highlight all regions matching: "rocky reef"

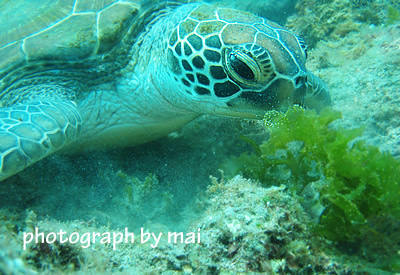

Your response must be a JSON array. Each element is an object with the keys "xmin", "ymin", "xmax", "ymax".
[
  {"xmin": 306, "ymin": 22, "xmax": 400, "ymax": 157},
  {"xmin": 225, "ymin": 107, "xmax": 400, "ymax": 271},
  {"xmin": 0, "ymin": 176, "xmax": 364, "ymax": 273},
  {"xmin": 286, "ymin": 0, "xmax": 397, "ymax": 48}
]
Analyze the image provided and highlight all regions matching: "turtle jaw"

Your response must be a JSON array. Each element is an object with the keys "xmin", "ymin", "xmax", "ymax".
[
  {"xmin": 212, "ymin": 102, "xmax": 266, "ymax": 119},
  {"xmin": 185, "ymin": 96, "xmax": 265, "ymax": 119},
  {"xmin": 185, "ymin": 76, "xmax": 301, "ymax": 120},
  {"xmin": 222, "ymin": 77, "xmax": 302, "ymax": 118}
]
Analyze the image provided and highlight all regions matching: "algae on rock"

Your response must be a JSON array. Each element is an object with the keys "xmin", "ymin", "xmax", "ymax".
[
  {"xmin": 286, "ymin": 0, "xmax": 387, "ymax": 48},
  {"xmin": 387, "ymin": 5, "xmax": 400, "ymax": 24},
  {"xmin": 224, "ymin": 107, "xmax": 400, "ymax": 272}
]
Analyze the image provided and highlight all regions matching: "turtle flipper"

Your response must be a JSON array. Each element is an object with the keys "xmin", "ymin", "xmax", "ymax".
[
  {"xmin": 0, "ymin": 101, "xmax": 81, "ymax": 181},
  {"xmin": 303, "ymin": 72, "xmax": 331, "ymax": 111}
]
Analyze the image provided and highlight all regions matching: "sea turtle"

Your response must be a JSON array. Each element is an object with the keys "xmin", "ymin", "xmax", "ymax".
[{"xmin": 0, "ymin": 0, "xmax": 330, "ymax": 181}]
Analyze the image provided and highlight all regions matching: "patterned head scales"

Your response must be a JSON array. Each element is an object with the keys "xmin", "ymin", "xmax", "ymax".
[{"xmin": 167, "ymin": 4, "xmax": 309, "ymax": 112}]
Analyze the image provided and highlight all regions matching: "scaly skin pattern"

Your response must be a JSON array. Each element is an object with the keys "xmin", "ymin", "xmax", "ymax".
[
  {"xmin": 0, "ymin": 101, "xmax": 81, "ymax": 180},
  {"xmin": 0, "ymin": 3, "xmax": 330, "ymax": 181}
]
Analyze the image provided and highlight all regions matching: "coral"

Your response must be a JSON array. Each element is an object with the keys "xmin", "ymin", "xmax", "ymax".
[{"xmin": 224, "ymin": 107, "xmax": 400, "ymax": 271}]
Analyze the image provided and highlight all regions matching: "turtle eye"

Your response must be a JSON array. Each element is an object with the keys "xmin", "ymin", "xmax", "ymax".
[
  {"xmin": 223, "ymin": 45, "xmax": 275, "ymax": 89},
  {"xmin": 229, "ymin": 53, "xmax": 255, "ymax": 81},
  {"xmin": 224, "ymin": 49, "xmax": 260, "ymax": 87}
]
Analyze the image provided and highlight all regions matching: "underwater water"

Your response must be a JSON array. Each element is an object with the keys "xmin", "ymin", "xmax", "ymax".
[{"xmin": 0, "ymin": 0, "xmax": 399, "ymax": 273}]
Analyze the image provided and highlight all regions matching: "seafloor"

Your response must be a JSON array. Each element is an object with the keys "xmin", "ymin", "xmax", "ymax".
[{"xmin": 1, "ymin": 0, "xmax": 399, "ymax": 274}]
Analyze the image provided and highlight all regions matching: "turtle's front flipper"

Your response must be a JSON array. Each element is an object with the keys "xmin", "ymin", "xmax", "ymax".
[
  {"xmin": 0, "ymin": 101, "xmax": 81, "ymax": 181},
  {"xmin": 303, "ymin": 72, "xmax": 331, "ymax": 111}
]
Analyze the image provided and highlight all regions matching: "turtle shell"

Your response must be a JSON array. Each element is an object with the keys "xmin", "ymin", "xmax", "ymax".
[{"xmin": 0, "ymin": 0, "xmax": 140, "ymax": 79}]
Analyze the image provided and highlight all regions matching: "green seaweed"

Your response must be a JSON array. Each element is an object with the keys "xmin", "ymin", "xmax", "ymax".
[
  {"xmin": 387, "ymin": 5, "xmax": 400, "ymax": 24},
  {"xmin": 224, "ymin": 107, "xmax": 400, "ymax": 270}
]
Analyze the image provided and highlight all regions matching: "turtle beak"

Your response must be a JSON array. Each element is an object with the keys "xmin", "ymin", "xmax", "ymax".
[{"xmin": 222, "ymin": 78, "xmax": 297, "ymax": 117}]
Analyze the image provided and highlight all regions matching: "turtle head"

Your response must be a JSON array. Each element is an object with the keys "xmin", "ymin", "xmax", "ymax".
[{"xmin": 166, "ymin": 4, "xmax": 310, "ymax": 118}]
